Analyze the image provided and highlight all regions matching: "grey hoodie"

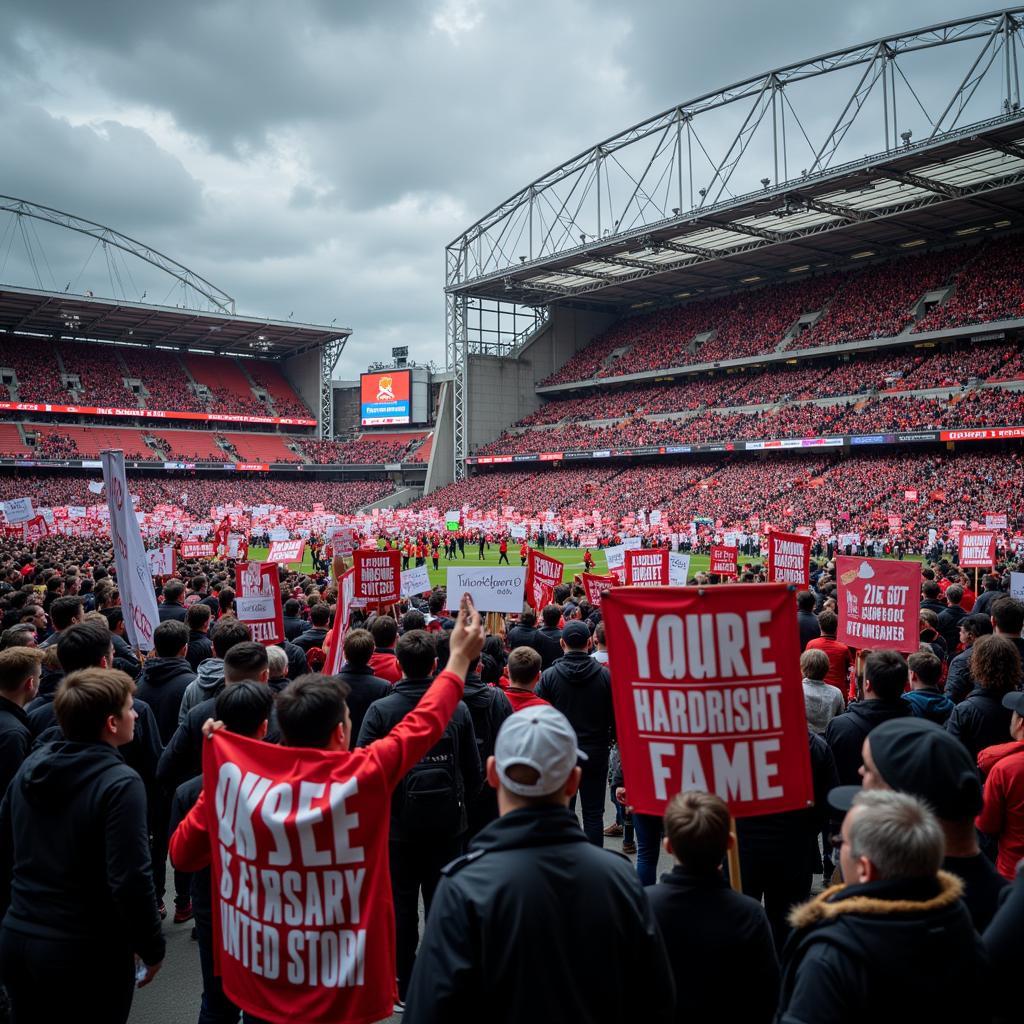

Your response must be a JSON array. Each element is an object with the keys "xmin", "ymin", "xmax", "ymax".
[
  {"xmin": 802, "ymin": 677, "xmax": 845, "ymax": 734},
  {"xmin": 176, "ymin": 657, "xmax": 225, "ymax": 726}
]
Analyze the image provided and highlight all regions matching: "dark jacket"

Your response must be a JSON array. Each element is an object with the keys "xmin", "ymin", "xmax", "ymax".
[
  {"xmin": 937, "ymin": 604, "xmax": 967, "ymax": 659},
  {"xmin": 920, "ymin": 598, "xmax": 949, "ymax": 617},
  {"xmin": 798, "ymin": 610, "xmax": 821, "ymax": 652},
  {"xmin": 356, "ymin": 677, "xmax": 482, "ymax": 843},
  {"xmin": 902, "ymin": 688, "xmax": 955, "ymax": 725},
  {"xmin": 158, "ymin": 601, "xmax": 188, "ymax": 623},
  {"xmin": 282, "ymin": 615, "xmax": 306, "ymax": 642},
  {"xmin": 944, "ymin": 648, "xmax": 975, "ymax": 704},
  {"xmin": 403, "ymin": 806, "xmax": 675, "ymax": 1024},
  {"xmin": 984, "ymin": 859, "xmax": 1024, "ymax": 1021},
  {"xmin": 0, "ymin": 699, "xmax": 32, "ymax": 798},
  {"xmin": 778, "ymin": 873, "xmax": 988, "ymax": 1024},
  {"xmin": 336, "ymin": 664, "xmax": 391, "ymax": 741},
  {"xmin": 169, "ymin": 776, "xmax": 208, "ymax": 921},
  {"xmin": 646, "ymin": 866, "xmax": 778, "ymax": 1024},
  {"xmin": 973, "ymin": 589, "xmax": 1002, "ymax": 617},
  {"xmin": 0, "ymin": 741, "xmax": 165, "ymax": 966},
  {"xmin": 824, "ymin": 699, "xmax": 911, "ymax": 786},
  {"xmin": 134, "ymin": 656, "xmax": 197, "ymax": 745},
  {"xmin": 293, "ymin": 625, "xmax": 328, "ymax": 653},
  {"xmin": 460, "ymin": 675, "xmax": 513, "ymax": 833},
  {"xmin": 185, "ymin": 631, "xmax": 213, "ymax": 672},
  {"xmin": 536, "ymin": 652, "xmax": 614, "ymax": 751},
  {"xmin": 279, "ymin": 639, "xmax": 308, "ymax": 680},
  {"xmin": 506, "ymin": 624, "xmax": 560, "ymax": 670},
  {"xmin": 943, "ymin": 852, "xmax": 1007, "ymax": 933},
  {"xmin": 945, "ymin": 687, "xmax": 1014, "ymax": 761},
  {"xmin": 537, "ymin": 627, "xmax": 564, "ymax": 669}
]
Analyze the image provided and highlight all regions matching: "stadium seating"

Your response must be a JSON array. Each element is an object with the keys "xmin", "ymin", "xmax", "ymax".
[
  {"xmin": 221, "ymin": 432, "xmax": 302, "ymax": 463},
  {"xmin": 148, "ymin": 429, "xmax": 229, "ymax": 463},
  {"xmin": 57, "ymin": 342, "xmax": 138, "ymax": 408},
  {"xmin": 184, "ymin": 355, "xmax": 267, "ymax": 416},
  {"xmin": 244, "ymin": 361, "xmax": 310, "ymax": 418},
  {"xmin": 120, "ymin": 347, "xmax": 206, "ymax": 412},
  {"xmin": 31, "ymin": 425, "xmax": 151, "ymax": 460},
  {"xmin": 298, "ymin": 432, "xmax": 428, "ymax": 464}
]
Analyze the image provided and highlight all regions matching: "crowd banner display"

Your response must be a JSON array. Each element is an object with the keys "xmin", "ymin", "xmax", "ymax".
[
  {"xmin": 399, "ymin": 564, "xmax": 431, "ymax": 596},
  {"xmin": 354, "ymin": 549, "xmax": 401, "ymax": 604},
  {"xmin": 602, "ymin": 584, "xmax": 814, "ymax": 819},
  {"xmin": 709, "ymin": 545, "xmax": 739, "ymax": 578},
  {"xmin": 1, "ymin": 497, "xmax": 33, "ymax": 525},
  {"xmin": 202, "ymin": 731, "xmax": 388, "ymax": 1023},
  {"xmin": 146, "ymin": 545, "xmax": 176, "ymax": 577},
  {"xmin": 266, "ymin": 538, "xmax": 307, "ymax": 565},
  {"xmin": 581, "ymin": 572, "xmax": 617, "ymax": 606},
  {"xmin": 88, "ymin": 480, "xmax": 105, "ymax": 495},
  {"xmin": 624, "ymin": 549, "xmax": 669, "ymax": 586},
  {"xmin": 835, "ymin": 556, "xmax": 920, "ymax": 653},
  {"xmin": 101, "ymin": 449, "xmax": 160, "ymax": 652},
  {"xmin": 525, "ymin": 548, "xmax": 564, "ymax": 610},
  {"xmin": 445, "ymin": 511, "xmax": 461, "ymax": 531},
  {"xmin": 668, "ymin": 552, "xmax": 691, "ymax": 585},
  {"xmin": 766, "ymin": 531, "xmax": 811, "ymax": 587},
  {"xmin": 328, "ymin": 525, "xmax": 358, "ymax": 558},
  {"xmin": 959, "ymin": 531, "xmax": 996, "ymax": 568},
  {"xmin": 23, "ymin": 516, "xmax": 49, "ymax": 544},
  {"xmin": 324, "ymin": 569, "xmax": 356, "ymax": 675},
  {"xmin": 1011, "ymin": 573, "xmax": 1024, "ymax": 600},
  {"xmin": 604, "ymin": 545, "xmax": 626, "ymax": 575},
  {"xmin": 234, "ymin": 561, "xmax": 285, "ymax": 645},
  {"xmin": 985, "ymin": 513, "xmax": 1008, "ymax": 530},
  {"xmin": 181, "ymin": 541, "xmax": 216, "ymax": 559},
  {"xmin": 446, "ymin": 567, "xmax": 526, "ymax": 614},
  {"xmin": 227, "ymin": 534, "xmax": 249, "ymax": 560}
]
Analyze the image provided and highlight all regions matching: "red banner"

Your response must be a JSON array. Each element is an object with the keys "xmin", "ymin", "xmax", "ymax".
[
  {"xmin": 525, "ymin": 548, "xmax": 564, "ymax": 610},
  {"xmin": 266, "ymin": 539, "xmax": 307, "ymax": 565},
  {"xmin": 581, "ymin": 572, "xmax": 617, "ymax": 606},
  {"xmin": 766, "ymin": 532, "xmax": 810, "ymax": 587},
  {"xmin": 602, "ymin": 584, "xmax": 814, "ymax": 818},
  {"xmin": 959, "ymin": 531, "xmax": 996, "ymax": 568},
  {"xmin": 22, "ymin": 515, "xmax": 49, "ymax": 544},
  {"xmin": 181, "ymin": 541, "xmax": 216, "ymax": 559},
  {"xmin": 709, "ymin": 545, "xmax": 738, "ymax": 578},
  {"xmin": 624, "ymin": 549, "xmax": 669, "ymax": 586},
  {"xmin": 354, "ymin": 549, "xmax": 401, "ymax": 604},
  {"xmin": 234, "ymin": 561, "xmax": 285, "ymax": 645},
  {"xmin": 835, "ymin": 556, "xmax": 920, "ymax": 652}
]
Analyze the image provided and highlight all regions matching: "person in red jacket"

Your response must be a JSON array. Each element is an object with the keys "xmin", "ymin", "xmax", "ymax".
[
  {"xmin": 503, "ymin": 646, "xmax": 550, "ymax": 712},
  {"xmin": 431, "ymin": 543, "xmax": 440, "ymax": 571},
  {"xmin": 583, "ymin": 548, "xmax": 595, "ymax": 571},
  {"xmin": 498, "ymin": 537, "xmax": 509, "ymax": 565},
  {"xmin": 976, "ymin": 691, "xmax": 1024, "ymax": 880},
  {"xmin": 169, "ymin": 593, "xmax": 485, "ymax": 1024},
  {"xmin": 519, "ymin": 541, "xmax": 529, "ymax": 567}
]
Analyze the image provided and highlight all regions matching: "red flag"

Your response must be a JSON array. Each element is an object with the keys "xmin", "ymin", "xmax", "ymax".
[
  {"xmin": 835, "ymin": 556, "xmax": 921, "ymax": 652},
  {"xmin": 602, "ymin": 584, "xmax": 814, "ymax": 818},
  {"xmin": 624, "ymin": 549, "xmax": 669, "ymax": 586},
  {"xmin": 265, "ymin": 539, "xmax": 306, "ymax": 565},
  {"xmin": 709, "ymin": 545, "xmax": 738, "ymax": 578},
  {"xmin": 766, "ymin": 531, "xmax": 811, "ymax": 588},
  {"xmin": 581, "ymin": 572, "xmax": 617, "ymax": 606},
  {"xmin": 525, "ymin": 548, "xmax": 563, "ymax": 610}
]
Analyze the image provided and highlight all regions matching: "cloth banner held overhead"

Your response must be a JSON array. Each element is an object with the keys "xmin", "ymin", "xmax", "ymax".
[
  {"xmin": 766, "ymin": 531, "xmax": 811, "ymax": 587},
  {"xmin": 581, "ymin": 572, "xmax": 616, "ymax": 607},
  {"xmin": 102, "ymin": 449, "xmax": 160, "ymax": 652},
  {"xmin": 181, "ymin": 541, "xmax": 216, "ymax": 559},
  {"xmin": 602, "ymin": 583, "xmax": 814, "ymax": 818},
  {"xmin": 835, "ymin": 556, "xmax": 920, "ymax": 653}
]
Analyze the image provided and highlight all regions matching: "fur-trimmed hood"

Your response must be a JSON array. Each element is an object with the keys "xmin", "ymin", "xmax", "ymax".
[{"xmin": 789, "ymin": 870, "xmax": 963, "ymax": 930}]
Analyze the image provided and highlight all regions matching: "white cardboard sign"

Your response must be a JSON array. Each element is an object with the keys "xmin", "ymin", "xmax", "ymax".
[{"xmin": 446, "ymin": 566, "xmax": 526, "ymax": 613}]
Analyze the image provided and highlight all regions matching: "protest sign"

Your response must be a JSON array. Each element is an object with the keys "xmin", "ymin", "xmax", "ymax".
[
  {"xmin": 445, "ymin": 510, "xmax": 461, "ymax": 531},
  {"xmin": 581, "ymin": 572, "xmax": 617, "ymax": 606},
  {"xmin": 88, "ymin": 480, "xmax": 104, "ymax": 495},
  {"xmin": 709, "ymin": 545, "xmax": 738, "ymax": 578},
  {"xmin": 604, "ymin": 545, "xmax": 626, "ymax": 572},
  {"xmin": 835, "ymin": 556, "xmax": 920, "ymax": 652},
  {"xmin": 102, "ymin": 450, "xmax": 160, "ymax": 651},
  {"xmin": 625, "ymin": 549, "xmax": 669, "ymax": 586},
  {"xmin": 1011, "ymin": 572, "xmax": 1024, "ymax": 600},
  {"xmin": 399, "ymin": 564, "xmax": 431, "ymax": 596},
  {"xmin": 2, "ymin": 498, "xmax": 33, "ymax": 525},
  {"xmin": 266, "ymin": 539, "xmax": 306, "ymax": 565},
  {"xmin": 329, "ymin": 525, "xmax": 358, "ymax": 558},
  {"xmin": 324, "ymin": 569, "xmax": 356, "ymax": 675},
  {"xmin": 602, "ymin": 584, "xmax": 814, "ymax": 818},
  {"xmin": 354, "ymin": 549, "xmax": 401, "ymax": 604},
  {"xmin": 22, "ymin": 516, "xmax": 49, "ymax": 544},
  {"xmin": 525, "ymin": 548, "xmax": 564, "ymax": 610},
  {"xmin": 959, "ymin": 531, "xmax": 996, "ymax": 568},
  {"xmin": 181, "ymin": 541, "xmax": 216, "ymax": 559},
  {"xmin": 228, "ymin": 535, "xmax": 249, "ymax": 560},
  {"xmin": 766, "ymin": 531, "xmax": 811, "ymax": 587},
  {"xmin": 234, "ymin": 561, "xmax": 285, "ymax": 645},
  {"xmin": 622, "ymin": 536, "xmax": 642, "ymax": 551},
  {"xmin": 447, "ymin": 566, "xmax": 526, "ymax": 613},
  {"xmin": 668, "ymin": 552, "xmax": 691, "ymax": 585},
  {"xmin": 985, "ymin": 513, "xmax": 1008, "ymax": 530},
  {"xmin": 146, "ymin": 545, "xmax": 176, "ymax": 577}
]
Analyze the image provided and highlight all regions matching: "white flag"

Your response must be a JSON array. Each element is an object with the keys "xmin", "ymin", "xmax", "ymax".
[
  {"xmin": 102, "ymin": 450, "xmax": 160, "ymax": 651},
  {"xmin": 88, "ymin": 481, "xmax": 104, "ymax": 495}
]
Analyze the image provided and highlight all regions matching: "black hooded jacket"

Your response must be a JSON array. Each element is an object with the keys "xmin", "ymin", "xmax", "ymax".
[
  {"xmin": 778, "ymin": 872, "xmax": 987, "ymax": 1023},
  {"xmin": 460, "ymin": 674, "xmax": 513, "ymax": 832},
  {"xmin": 506, "ymin": 624, "xmax": 560, "ymax": 670},
  {"xmin": 824, "ymin": 699, "xmax": 911, "ymax": 786},
  {"xmin": 134, "ymin": 656, "xmax": 196, "ymax": 745},
  {"xmin": 536, "ymin": 652, "xmax": 614, "ymax": 751},
  {"xmin": 0, "ymin": 741, "xmax": 164, "ymax": 966},
  {"xmin": 403, "ymin": 806, "xmax": 675, "ymax": 1024},
  {"xmin": 337, "ymin": 664, "xmax": 391, "ymax": 741},
  {"xmin": 945, "ymin": 686, "xmax": 1013, "ymax": 760},
  {"xmin": 0, "ymin": 698, "xmax": 32, "ymax": 799}
]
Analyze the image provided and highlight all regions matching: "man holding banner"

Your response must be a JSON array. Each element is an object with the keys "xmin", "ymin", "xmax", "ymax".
[{"xmin": 170, "ymin": 594, "xmax": 486, "ymax": 1024}]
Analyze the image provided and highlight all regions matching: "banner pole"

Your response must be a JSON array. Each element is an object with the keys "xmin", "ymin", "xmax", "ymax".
[{"xmin": 727, "ymin": 816, "xmax": 743, "ymax": 893}]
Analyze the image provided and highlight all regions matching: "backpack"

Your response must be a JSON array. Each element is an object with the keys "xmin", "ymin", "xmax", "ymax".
[{"xmin": 396, "ymin": 731, "xmax": 463, "ymax": 837}]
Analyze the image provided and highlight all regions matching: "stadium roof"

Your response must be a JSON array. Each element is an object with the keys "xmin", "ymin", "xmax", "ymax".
[
  {"xmin": 0, "ymin": 283, "xmax": 350, "ymax": 358},
  {"xmin": 446, "ymin": 9, "xmax": 1024, "ymax": 310}
]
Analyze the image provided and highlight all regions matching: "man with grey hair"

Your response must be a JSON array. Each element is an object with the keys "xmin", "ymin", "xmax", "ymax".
[
  {"xmin": 266, "ymin": 643, "xmax": 290, "ymax": 693},
  {"xmin": 778, "ymin": 790, "xmax": 988, "ymax": 1022}
]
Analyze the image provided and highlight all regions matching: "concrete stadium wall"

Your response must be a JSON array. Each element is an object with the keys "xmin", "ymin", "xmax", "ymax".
[
  {"xmin": 424, "ymin": 379, "xmax": 455, "ymax": 494},
  {"xmin": 281, "ymin": 348, "xmax": 322, "ymax": 426}
]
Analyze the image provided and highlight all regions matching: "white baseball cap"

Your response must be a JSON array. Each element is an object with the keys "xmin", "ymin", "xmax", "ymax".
[{"xmin": 494, "ymin": 705, "xmax": 588, "ymax": 797}]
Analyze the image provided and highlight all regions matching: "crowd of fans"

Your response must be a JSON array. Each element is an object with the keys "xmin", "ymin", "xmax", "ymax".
[{"xmin": 299, "ymin": 434, "xmax": 428, "ymax": 464}]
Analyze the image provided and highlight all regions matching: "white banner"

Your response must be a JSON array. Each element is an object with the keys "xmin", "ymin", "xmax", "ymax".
[
  {"xmin": 268, "ymin": 527, "xmax": 290, "ymax": 541},
  {"xmin": 668, "ymin": 552, "xmax": 691, "ymax": 585},
  {"xmin": 649, "ymin": 509, "xmax": 662, "ymax": 525},
  {"xmin": 88, "ymin": 481, "xmax": 105, "ymax": 495},
  {"xmin": 400, "ymin": 564, "xmax": 432, "ymax": 596},
  {"xmin": 509, "ymin": 525, "xmax": 527, "ymax": 540},
  {"xmin": 1011, "ymin": 572, "xmax": 1024, "ymax": 600},
  {"xmin": 2, "ymin": 498, "xmax": 33, "ymax": 525},
  {"xmin": 446, "ymin": 566, "xmax": 526, "ymax": 613},
  {"xmin": 102, "ymin": 450, "xmax": 160, "ymax": 651},
  {"xmin": 604, "ymin": 545, "xmax": 626, "ymax": 571},
  {"xmin": 622, "ymin": 536, "xmax": 642, "ymax": 550},
  {"xmin": 68, "ymin": 506, "xmax": 86, "ymax": 519}
]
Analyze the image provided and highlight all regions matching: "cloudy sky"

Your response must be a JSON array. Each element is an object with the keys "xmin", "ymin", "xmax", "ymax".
[{"xmin": 0, "ymin": 0, "xmax": 1002, "ymax": 373}]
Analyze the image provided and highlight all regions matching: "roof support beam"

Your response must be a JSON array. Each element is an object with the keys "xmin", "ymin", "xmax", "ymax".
[{"xmin": 870, "ymin": 167, "xmax": 965, "ymax": 198}]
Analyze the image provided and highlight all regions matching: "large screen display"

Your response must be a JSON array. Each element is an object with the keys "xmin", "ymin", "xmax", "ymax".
[{"xmin": 360, "ymin": 370, "xmax": 411, "ymax": 426}]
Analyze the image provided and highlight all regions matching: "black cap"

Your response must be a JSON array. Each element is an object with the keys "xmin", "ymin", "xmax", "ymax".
[
  {"xmin": 1002, "ymin": 692, "xmax": 1024, "ymax": 716},
  {"xmin": 830, "ymin": 718, "xmax": 982, "ymax": 820},
  {"xmin": 561, "ymin": 620, "xmax": 591, "ymax": 647}
]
